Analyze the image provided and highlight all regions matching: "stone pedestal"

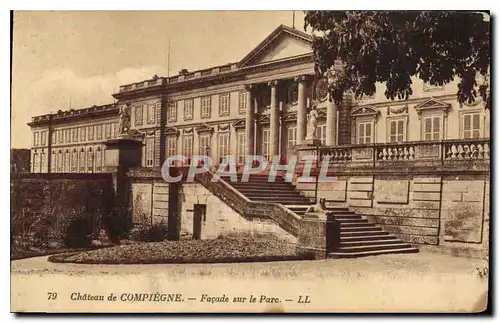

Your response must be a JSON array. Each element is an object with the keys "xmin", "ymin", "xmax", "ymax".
[
  {"xmin": 302, "ymin": 138, "xmax": 322, "ymax": 147},
  {"xmin": 296, "ymin": 212, "xmax": 340, "ymax": 259},
  {"xmin": 102, "ymin": 137, "xmax": 143, "ymax": 208}
]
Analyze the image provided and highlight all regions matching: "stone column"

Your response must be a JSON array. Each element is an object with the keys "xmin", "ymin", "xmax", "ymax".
[
  {"xmin": 326, "ymin": 95, "xmax": 337, "ymax": 146},
  {"xmin": 295, "ymin": 75, "xmax": 307, "ymax": 145},
  {"xmin": 244, "ymin": 84, "xmax": 254, "ymax": 157},
  {"xmin": 269, "ymin": 80, "xmax": 279, "ymax": 159}
]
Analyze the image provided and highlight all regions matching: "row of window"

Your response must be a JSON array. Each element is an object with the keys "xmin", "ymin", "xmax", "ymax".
[
  {"xmin": 134, "ymin": 103, "xmax": 157, "ymax": 126},
  {"xmin": 166, "ymin": 92, "xmax": 249, "ymax": 123},
  {"xmin": 163, "ymin": 125, "xmax": 327, "ymax": 166},
  {"xmin": 31, "ymin": 147, "xmax": 105, "ymax": 173},
  {"xmin": 33, "ymin": 123, "xmax": 119, "ymax": 147},
  {"xmin": 355, "ymin": 112, "xmax": 483, "ymax": 144}
]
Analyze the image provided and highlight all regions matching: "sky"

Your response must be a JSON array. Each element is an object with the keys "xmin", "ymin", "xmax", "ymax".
[{"xmin": 11, "ymin": 11, "xmax": 306, "ymax": 148}]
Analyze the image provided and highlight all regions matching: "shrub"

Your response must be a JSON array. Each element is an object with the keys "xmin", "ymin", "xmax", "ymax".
[
  {"xmin": 103, "ymin": 207, "xmax": 133, "ymax": 243},
  {"xmin": 63, "ymin": 213, "xmax": 94, "ymax": 248},
  {"xmin": 131, "ymin": 221, "xmax": 168, "ymax": 242}
]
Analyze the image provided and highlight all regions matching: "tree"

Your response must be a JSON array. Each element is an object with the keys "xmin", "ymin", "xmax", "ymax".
[{"xmin": 304, "ymin": 11, "xmax": 490, "ymax": 108}]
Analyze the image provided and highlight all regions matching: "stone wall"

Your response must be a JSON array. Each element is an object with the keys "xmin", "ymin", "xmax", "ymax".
[
  {"xmin": 297, "ymin": 171, "xmax": 490, "ymax": 258},
  {"xmin": 178, "ymin": 182, "xmax": 296, "ymax": 242},
  {"xmin": 11, "ymin": 173, "xmax": 114, "ymax": 240}
]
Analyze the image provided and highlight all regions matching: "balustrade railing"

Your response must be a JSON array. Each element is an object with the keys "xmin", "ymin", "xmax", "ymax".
[{"xmin": 319, "ymin": 139, "xmax": 490, "ymax": 165}]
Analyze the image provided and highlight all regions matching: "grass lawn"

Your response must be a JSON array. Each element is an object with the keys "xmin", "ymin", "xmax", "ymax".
[{"xmin": 48, "ymin": 237, "xmax": 313, "ymax": 264}]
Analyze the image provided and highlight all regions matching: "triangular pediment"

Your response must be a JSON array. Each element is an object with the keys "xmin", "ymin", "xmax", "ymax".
[
  {"xmin": 414, "ymin": 98, "xmax": 451, "ymax": 115},
  {"xmin": 239, "ymin": 25, "xmax": 313, "ymax": 68}
]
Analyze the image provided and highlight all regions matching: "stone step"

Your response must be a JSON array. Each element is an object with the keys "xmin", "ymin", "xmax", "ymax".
[
  {"xmin": 252, "ymin": 200, "xmax": 312, "ymax": 205},
  {"xmin": 341, "ymin": 234, "xmax": 396, "ymax": 242},
  {"xmin": 230, "ymin": 183, "xmax": 296, "ymax": 189},
  {"xmin": 247, "ymin": 196, "xmax": 310, "ymax": 202},
  {"xmin": 328, "ymin": 247, "xmax": 419, "ymax": 258},
  {"xmin": 340, "ymin": 222, "xmax": 379, "ymax": 228},
  {"xmin": 333, "ymin": 215, "xmax": 363, "ymax": 220},
  {"xmin": 242, "ymin": 192, "xmax": 305, "ymax": 198},
  {"xmin": 340, "ymin": 230, "xmax": 389, "ymax": 237},
  {"xmin": 340, "ymin": 226, "xmax": 383, "ymax": 233},
  {"xmin": 339, "ymin": 238, "xmax": 402, "ymax": 247},
  {"xmin": 334, "ymin": 218, "xmax": 367, "ymax": 224},
  {"xmin": 332, "ymin": 242, "xmax": 413, "ymax": 253}
]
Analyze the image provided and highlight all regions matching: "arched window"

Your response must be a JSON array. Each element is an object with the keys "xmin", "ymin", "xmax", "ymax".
[
  {"xmin": 79, "ymin": 149, "xmax": 85, "ymax": 173},
  {"xmin": 95, "ymin": 147, "xmax": 102, "ymax": 172},
  {"xmin": 87, "ymin": 148, "xmax": 94, "ymax": 173}
]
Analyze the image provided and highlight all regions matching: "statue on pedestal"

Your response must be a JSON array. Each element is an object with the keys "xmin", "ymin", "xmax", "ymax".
[
  {"xmin": 306, "ymin": 107, "xmax": 319, "ymax": 140},
  {"xmin": 118, "ymin": 104, "xmax": 131, "ymax": 135}
]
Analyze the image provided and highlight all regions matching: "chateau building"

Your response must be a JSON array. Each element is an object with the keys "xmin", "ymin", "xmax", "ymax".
[{"xmin": 28, "ymin": 25, "xmax": 490, "ymax": 173}]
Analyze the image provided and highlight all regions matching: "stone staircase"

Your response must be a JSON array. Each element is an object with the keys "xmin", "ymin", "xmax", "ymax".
[{"xmin": 223, "ymin": 174, "xmax": 418, "ymax": 258}]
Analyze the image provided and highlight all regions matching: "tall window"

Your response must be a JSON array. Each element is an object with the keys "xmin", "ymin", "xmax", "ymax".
[
  {"xmin": 105, "ymin": 123, "xmax": 111, "ymax": 139},
  {"xmin": 182, "ymin": 135, "xmax": 193, "ymax": 165},
  {"xmin": 63, "ymin": 129, "xmax": 69, "ymax": 143},
  {"xmin": 199, "ymin": 134, "xmax": 211, "ymax": 155},
  {"xmin": 57, "ymin": 130, "xmax": 63, "ymax": 144},
  {"xmin": 219, "ymin": 93, "xmax": 230, "ymax": 116},
  {"xmin": 32, "ymin": 153, "xmax": 38, "ymax": 172},
  {"xmin": 87, "ymin": 149, "xmax": 94, "ymax": 172},
  {"xmin": 356, "ymin": 122, "xmax": 372, "ymax": 144},
  {"xmin": 217, "ymin": 132, "xmax": 230, "ymax": 164},
  {"xmin": 423, "ymin": 116, "xmax": 441, "ymax": 141},
  {"xmin": 51, "ymin": 150, "xmax": 57, "ymax": 173},
  {"xmin": 34, "ymin": 132, "xmax": 40, "ymax": 146},
  {"xmin": 261, "ymin": 128, "xmax": 270, "ymax": 161},
  {"xmin": 315, "ymin": 124, "xmax": 327, "ymax": 145},
  {"xmin": 96, "ymin": 125, "xmax": 102, "ymax": 140},
  {"xmin": 72, "ymin": 128, "xmax": 78, "ymax": 142},
  {"xmin": 51, "ymin": 131, "xmax": 56, "ymax": 144},
  {"xmin": 462, "ymin": 112, "xmax": 481, "ymax": 139},
  {"xmin": 145, "ymin": 138, "xmax": 154, "ymax": 167},
  {"xmin": 184, "ymin": 99, "xmax": 194, "ymax": 121},
  {"xmin": 135, "ymin": 105, "xmax": 143, "ymax": 125},
  {"xmin": 41, "ymin": 131, "xmax": 47, "ymax": 146},
  {"xmin": 64, "ymin": 150, "xmax": 70, "ymax": 172},
  {"xmin": 88, "ymin": 125, "xmax": 94, "ymax": 140},
  {"xmin": 201, "ymin": 96, "xmax": 211, "ymax": 118},
  {"xmin": 236, "ymin": 132, "xmax": 246, "ymax": 165},
  {"xmin": 167, "ymin": 101, "xmax": 177, "ymax": 122},
  {"xmin": 79, "ymin": 150, "xmax": 86, "ymax": 173},
  {"xmin": 80, "ymin": 126, "xmax": 86, "ymax": 142},
  {"xmin": 57, "ymin": 151, "xmax": 63, "ymax": 172},
  {"xmin": 40, "ymin": 150, "xmax": 46, "ymax": 172},
  {"xmin": 71, "ymin": 150, "xmax": 78, "ymax": 172},
  {"xmin": 166, "ymin": 136, "xmax": 177, "ymax": 158},
  {"xmin": 95, "ymin": 148, "xmax": 102, "ymax": 172},
  {"xmin": 147, "ymin": 104, "xmax": 156, "ymax": 124},
  {"xmin": 388, "ymin": 119, "xmax": 406, "ymax": 143},
  {"xmin": 238, "ymin": 91, "xmax": 248, "ymax": 114}
]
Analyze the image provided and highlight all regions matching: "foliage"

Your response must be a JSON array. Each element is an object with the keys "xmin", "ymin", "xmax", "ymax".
[
  {"xmin": 62, "ymin": 211, "xmax": 94, "ymax": 248},
  {"xmin": 304, "ymin": 11, "xmax": 490, "ymax": 107},
  {"xmin": 130, "ymin": 221, "xmax": 168, "ymax": 242},
  {"xmin": 103, "ymin": 207, "xmax": 133, "ymax": 243}
]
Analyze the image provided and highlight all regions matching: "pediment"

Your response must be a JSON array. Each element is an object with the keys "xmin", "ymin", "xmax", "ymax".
[
  {"xmin": 414, "ymin": 98, "xmax": 451, "ymax": 115},
  {"xmin": 351, "ymin": 105, "xmax": 380, "ymax": 118},
  {"xmin": 232, "ymin": 118, "xmax": 246, "ymax": 129},
  {"xmin": 165, "ymin": 127, "xmax": 180, "ymax": 136},
  {"xmin": 239, "ymin": 25, "xmax": 313, "ymax": 68},
  {"xmin": 195, "ymin": 123, "xmax": 214, "ymax": 134}
]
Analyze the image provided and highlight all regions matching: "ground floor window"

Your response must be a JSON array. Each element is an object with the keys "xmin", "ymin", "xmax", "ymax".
[
  {"xmin": 315, "ymin": 123, "xmax": 326, "ymax": 145},
  {"xmin": 422, "ymin": 115, "xmax": 441, "ymax": 141},
  {"xmin": 199, "ymin": 134, "xmax": 211, "ymax": 156},
  {"xmin": 145, "ymin": 137, "xmax": 155, "ymax": 167},
  {"xmin": 79, "ymin": 150, "xmax": 85, "ymax": 173},
  {"xmin": 182, "ymin": 135, "xmax": 193, "ymax": 165},
  {"xmin": 462, "ymin": 112, "xmax": 481, "ymax": 139},
  {"xmin": 87, "ymin": 149, "xmax": 94, "ymax": 172},
  {"xmin": 236, "ymin": 132, "xmax": 246, "ymax": 165},
  {"xmin": 388, "ymin": 118, "xmax": 406, "ymax": 143},
  {"xmin": 261, "ymin": 128, "xmax": 270, "ymax": 161},
  {"xmin": 95, "ymin": 148, "xmax": 102, "ymax": 172},
  {"xmin": 217, "ymin": 132, "xmax": 230, "ymax": 164},
  {"xmin": 356, "ymin": 121, "xmax": 373, "ymax": 144}
]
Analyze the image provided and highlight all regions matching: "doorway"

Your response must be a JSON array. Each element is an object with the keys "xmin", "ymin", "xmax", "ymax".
[{"xmin": 193, "ymin": 204, "xmax": 206, "ymax": 240}]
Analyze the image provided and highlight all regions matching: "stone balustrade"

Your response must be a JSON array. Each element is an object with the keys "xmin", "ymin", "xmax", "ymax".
[{"xmin": 318, "ymin": 139, "xmax": 490, "ymax": 166}]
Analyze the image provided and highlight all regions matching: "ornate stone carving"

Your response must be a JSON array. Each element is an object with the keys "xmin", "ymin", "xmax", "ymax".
[
  {"xmin": 315, "ymin": 77, "xmax": 329, "ymax": 102},
  {"xmin": 267, "ymin": 80, "xmax": 279, "ymax": 87},
  {"xmin": 232, "ymin": 119, "xmax": 246, "ymax": 129},
  {"xmin": 244, "ymin": 84, "xmax": 253, "ymax": 91},
  {"xmin": 288, "ymin": 82, "xmax": 298, "ymax": 105},
  {"xmin": 387, "ymin": 104, "xmax": 408, "ymax": 115},
  {"xmin": 218, "ymin": 123, "xmax": 231, "ymax": 131},
  {"xmin": 414, "ymin": 98, "xmax": 451, "ymax": 119}
]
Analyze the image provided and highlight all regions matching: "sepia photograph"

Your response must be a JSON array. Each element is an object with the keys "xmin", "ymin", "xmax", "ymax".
[{"xmin": 10, "ymin": 10, "xmax": 491, "ymax": 313}]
